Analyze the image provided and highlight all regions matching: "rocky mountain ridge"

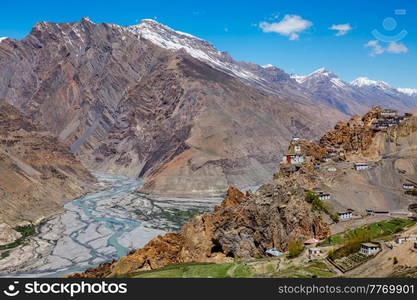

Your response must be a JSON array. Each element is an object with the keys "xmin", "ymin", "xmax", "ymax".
[
  {"xmin": 132, "ymin": 20, "xmax": 416, "ymax": 117},
  {"xmin": 0, "ymin": 18, "xmax": 344, "ymax": 197}
]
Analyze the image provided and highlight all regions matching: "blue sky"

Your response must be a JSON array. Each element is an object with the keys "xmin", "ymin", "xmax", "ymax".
[{"xmin": 1, "ymin": 0, "xmax": 416, "ymax": 88}]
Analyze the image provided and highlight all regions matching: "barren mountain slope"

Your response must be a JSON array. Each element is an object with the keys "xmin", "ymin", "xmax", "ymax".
[
  {"xmin": 0, "ymin": 19, "xmax": 344, "ymax": 197},
  {"xmin": 0, "ymin": 103, "xmax": 95, "ymax": 226}
]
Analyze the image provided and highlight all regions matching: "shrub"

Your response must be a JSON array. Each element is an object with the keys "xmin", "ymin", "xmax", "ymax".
[
  {"xmin": 305, "ymin": 191, "xmax": 317, "ymax": 204},
  {"xmin": 328, "ymin": 230, "xmax": 372, "ymax": 260},
  {"xmin": 15, "ymin": 225, "xmax": 36, "ymax": 237},
  {"xmin": 405, "ymin": 190, "xmax": 417, "ymax": 196},
  {"xmin": 288, "ymin": 240, "xmax": 304, "ymax": 258},
  {"xmin": 305, "ymin": 191, "xmax": 339, "ymax": 223},
  {"xmin": 330, "ymin": 212, "xmax": 339, "ymax": 223},
  {"xmin": 393, "ymin": 257, "xmax": 398, "ymax": 265}
]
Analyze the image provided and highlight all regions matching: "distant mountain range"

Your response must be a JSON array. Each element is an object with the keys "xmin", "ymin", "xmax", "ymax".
[
  {"xmin": 128, "ymin": 19, "xmax": 416, "ymax": 115},
  {"xmin": 291, "ymin": 68, "xmax": 417, "ymax": 115},
  {"xmin": 0, "ymin": 18, "xmax": 415, "ymax": 198}
]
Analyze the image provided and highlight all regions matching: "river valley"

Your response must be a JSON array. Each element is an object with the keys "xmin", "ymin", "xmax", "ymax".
[{"xmin": 0, "ymin": 174, "xmax": 220, "ymax": 277}]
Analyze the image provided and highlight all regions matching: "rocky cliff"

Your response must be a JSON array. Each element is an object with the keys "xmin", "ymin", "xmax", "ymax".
[{"xmin": 0, "ymin": 103, "xmax": 95, "ymax": 226}]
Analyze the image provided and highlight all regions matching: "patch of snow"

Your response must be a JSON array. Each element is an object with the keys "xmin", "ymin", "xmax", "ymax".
[
  {"xmin": 350, "ymin": 77, "xmax": 391, "ymax": 90},
  {"xmin": 330, "ymin": 77, "xmax": 347, "ymax": 89},
  {"xmin": 290, "ymin": 74, "xmax": 305, "ymax": 83},
  {"xmin": 0, "ymin": 37, "xmax": 7, "ymax": 43},
  {"xmin": 308, "ymin": 67, "xmax": 330, "ymax": 76},
  {"xmin": 397, "ymin": 88, "xmax": 417, "ymax": 96},
  {"xmin": 262, "ymin": 64, "xmax": 275, "ymax": 69}
]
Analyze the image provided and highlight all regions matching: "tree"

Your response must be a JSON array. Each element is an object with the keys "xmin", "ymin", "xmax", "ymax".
[{"xmin": 288, "ymin": 240, "xmax": 304, "ymax": 258}]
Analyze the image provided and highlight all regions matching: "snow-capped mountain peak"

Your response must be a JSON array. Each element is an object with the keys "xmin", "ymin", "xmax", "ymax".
[
  {"xmin": 0, "ymin": 37, "xmax": 7, "ymax": 43},
  {"xmin": 127, "ymin": 19, "xmax": 267, "ymax": 84},
  {"xmin": 350, "ymin": 77, "xmax": 391, "ymax": 90},
  {"xmin": 126, "ymin": 19, "xmax": 302, "ymax": 95},
  {"xmin": 291, "ymin": 68, "xmax": 347, "ymax": 88},
  {"xmin": 133, "ymin": 19, "xmax": 203, "ymax": 42}
]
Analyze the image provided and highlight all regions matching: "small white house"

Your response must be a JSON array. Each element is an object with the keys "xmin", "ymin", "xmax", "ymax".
[
  {"xmin": 308, "ymin": 248, "xmax": 321, "ymax": 256},
  {"xmin": 292, "ymin": 137, "xmax": 301, "ymax": 142},
  {"xmin": 360, "ymin": 243, "xmax": 380, "ymax": 256},
  {"xmin": 354, "ymin": 163, "xmax": 369, "ymax": 171},
  {"xmin": 403, "ymin": 184, "xmax": 415, "ymax": 190},
  {"xmin": 327, "ymin": 167, "xmax": 337, "ymax": 172},
  {"xmin": 338, "ymin": 210, "xmax": 353, "ymax": 220},
  {"xmin": 380, "ymin": 109, "xmax": 398, "ymax": 118},
  {"xmin": 294, "ymin": 145, "xmax": 301, "ymax": 153},
  {"xmin": 318, "ymin": 193, "xmax": 331, "ymax": 201},
  {"xmin": 395, "ymin": 236, "xmax": 413, "ymax": 244}
]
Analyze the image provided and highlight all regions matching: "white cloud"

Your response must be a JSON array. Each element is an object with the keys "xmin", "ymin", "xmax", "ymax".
[
  {"xmin": 387, "ymin": 42, "xmax": 408, "ymax": 54},
  {"xmin": 365, "ymin": 40, "xmax": 408, "ymax": 56},
  {"xmin": 329, "ymin": 23, "xmax": 352, "ymax": 36},
  {"xmin": 259, "ymin": 14, "xmax": 312, "ymax": 40},
  {"xmin": 365, "ymin": 40, "xmax": 385, "ymax": 56}
]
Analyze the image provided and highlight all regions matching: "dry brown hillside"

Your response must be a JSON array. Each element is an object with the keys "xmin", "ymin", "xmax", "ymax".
[{"xmin": 0, "ymin": 103, "xmax": 95, "ymax": 226}]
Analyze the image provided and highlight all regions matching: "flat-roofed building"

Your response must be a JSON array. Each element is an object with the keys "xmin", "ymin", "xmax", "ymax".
[
  {"xmin": 360, "ymin": 243, "xmax": 380, "ymax": 256},
  {"xmin": 354, "ymin": 162, "xmax": 369, "ymax": 171}
]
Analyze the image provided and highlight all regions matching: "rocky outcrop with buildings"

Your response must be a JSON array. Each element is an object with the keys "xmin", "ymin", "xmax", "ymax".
[{"xmin": 283, "ymin": 107, "xmax": 417, "ymax": 214}]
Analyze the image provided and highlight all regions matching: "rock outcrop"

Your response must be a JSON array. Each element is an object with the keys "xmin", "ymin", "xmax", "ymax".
[
  {"xmin": 319, "ymin": 107, "xmax": 381, "ymax": 157},
  {"xmin": 0, "ymin": 103, "xmax": 95, "ymax": 226}
]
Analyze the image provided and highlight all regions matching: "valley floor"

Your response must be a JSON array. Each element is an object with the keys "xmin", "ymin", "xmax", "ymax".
[{"xmin": 0, "ymin": 174, "xmax": 218, "ymax": 278}]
